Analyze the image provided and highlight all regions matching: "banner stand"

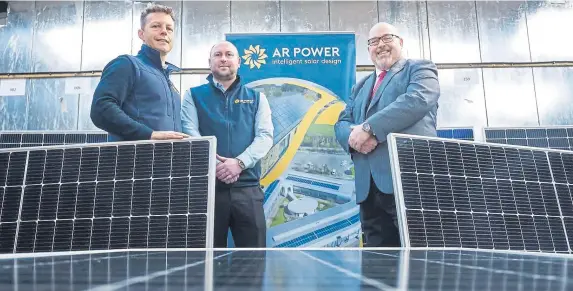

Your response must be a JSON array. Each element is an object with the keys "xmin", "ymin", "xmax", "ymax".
[{"xmin": 225, "ymin": 32, "xmax": 359, "ymax": 248}]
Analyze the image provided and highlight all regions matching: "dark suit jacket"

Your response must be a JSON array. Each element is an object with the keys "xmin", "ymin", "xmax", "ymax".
[{"xmin": 334, "ymin": 58, "xmax": 440, "ymax": 203}]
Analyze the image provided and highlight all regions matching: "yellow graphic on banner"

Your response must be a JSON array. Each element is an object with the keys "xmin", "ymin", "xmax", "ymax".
[
  {"xmin": 314, "ymin": 102, "xmax": 345, "ymax": 125},
  {"xmin": 260, "ymin": 81, "xmax": 336, "ymax": 187}
]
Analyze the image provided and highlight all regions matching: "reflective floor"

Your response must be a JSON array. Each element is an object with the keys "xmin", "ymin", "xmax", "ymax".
[{"xmin": 0, "ymin": 248, "xmax": 571, "ymax": 290}]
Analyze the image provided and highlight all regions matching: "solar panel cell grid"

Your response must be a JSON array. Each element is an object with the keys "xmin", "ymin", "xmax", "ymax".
[
  {"xmin": 0, "ymin": 138, "xmax": 215, "ymax": 254},
  {"xmin": 0, "ymin": 132, "xmax": 109, "ymax": 149},
  {"xmin": 268, "ymin": 95, "xmax": 313, "ymax": 143},
  {"xmin": 0, "ymin": 134, "xmax": 22, "ymax": 144},
  {"xmin": 484, "ymin": 126, "xmax": 573, "ymax": 151},
  {"xmin": 437, "ymin": 128, "xmax": 474, "ymax": 141},
  {"xmin": 1, "ymin": 249, "xmax": 572, "ymax": 290},
  {"xmin": 390, "ymin": 134, "xmax": 573, "ymax": 254}
]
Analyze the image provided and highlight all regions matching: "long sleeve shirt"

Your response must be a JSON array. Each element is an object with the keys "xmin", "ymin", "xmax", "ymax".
[{"xmin": 181, "ymin": 81, "xmax": 274, "ymax": 169}]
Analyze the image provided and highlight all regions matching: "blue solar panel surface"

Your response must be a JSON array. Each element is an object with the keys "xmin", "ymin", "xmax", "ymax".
[
  {"xmin": 389, "ymin": 133, "xmax": 573, "ymax": 253},
  {"xmin": 286, "ymin": 175, "xmax": 340, "ymax": 190},
  {"xmin": 268, "ymin": 94, "xmax": 314, "ymax": 144},
  {"xmin": 0, "ymin": 249, "xmax": 571, "ymax": 290},
  {"xmin": 0, "ymin": 131, "xmax": 108, "ymax": 149},
  {"xmin": 484, "ymin": 126, "xmax": 573, "ymax": 150},
  {"xmin": 264, "ymin": 180, "xmax": 280, "ymax": 203},
  {"xmin": 275, "ymin": 214, "xmax": 359, "ymax": 247},
  {"xmin": 437, "ymin": 128, "xmax": 474, "ymax": 140},
  {"xmin": 0, "ymin": 138, "xmax": 214, "ymax": 254}
]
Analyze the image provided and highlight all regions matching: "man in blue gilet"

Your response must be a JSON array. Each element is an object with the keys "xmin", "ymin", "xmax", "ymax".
[
  {"xmin": 91, "ymin": 3, "xmax": 187, "ymax": 142},
  {"xmin": 181, "ymin": 41, "xmax": 273, "ymax": 248}
]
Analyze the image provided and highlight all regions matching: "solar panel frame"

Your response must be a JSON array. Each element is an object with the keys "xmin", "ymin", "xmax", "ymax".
[
  {"xmin": 388, "ymin": 132, "xmax": 573, "ymax": 253},
  {"xmin": 388, "ymin": 134, "xmax": 411, "ymax": 248},
  {"xmin": 483, "ymin": 125, "xmax": 573, "ymax": 151},
  {"xmin": 0, "ymin": 137, "xmax": 217, "ymax": 253}
]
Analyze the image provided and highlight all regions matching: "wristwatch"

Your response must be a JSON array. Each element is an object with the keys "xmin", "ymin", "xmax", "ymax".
[
  {"xmin": 236, "ymin": 158, "xmax": 246, "ymax": 170},
  {"xmin": 362, "ymin": 122, "xmax": 374, "ymax": 135}
]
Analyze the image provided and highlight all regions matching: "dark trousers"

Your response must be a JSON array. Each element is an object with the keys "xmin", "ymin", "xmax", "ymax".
[
  {"xmin": 214, "ymin": 185, "xmax": 266, "ymax": 248},
  {"xmin": 359, "ymin": 177, "xmax": 401, "ymax": 247}
]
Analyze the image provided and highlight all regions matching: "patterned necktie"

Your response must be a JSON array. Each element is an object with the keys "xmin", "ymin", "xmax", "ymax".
[{"xmin": 370, "ymin": 71, "xmax": 387, "ymax": 99}]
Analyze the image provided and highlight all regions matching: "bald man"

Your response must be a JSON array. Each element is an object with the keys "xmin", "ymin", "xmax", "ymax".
[
  {"xmin": 181, "ymin": 41, "xmax": 273, "ymax": 248},
  {"xmin": 334, "ymin": 22, "xmax": 440, "ymax": 247}
]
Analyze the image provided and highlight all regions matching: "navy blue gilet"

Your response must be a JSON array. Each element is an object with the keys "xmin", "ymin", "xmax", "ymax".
[
  {"xmin": 91, "ymin": 44, "xmax": 182, "ymax": 142},
  {"xmin": 190, "ymin": 75, "xmax": 261, "ymax": 188}
]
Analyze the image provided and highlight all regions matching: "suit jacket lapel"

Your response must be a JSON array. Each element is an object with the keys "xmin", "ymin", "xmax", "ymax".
[
  {"xmin": 359, "ymin": 73, "xmax": 376, "ymax": 121},
  {"xmin": 367, "ymin": 59, "xmax": 406, "ymax": 113}
]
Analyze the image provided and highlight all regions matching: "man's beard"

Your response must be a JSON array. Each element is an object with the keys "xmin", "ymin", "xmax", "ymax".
[
  {"xmin": 213, "ymin": 70, "xmax": 236, "ymax": 81},
  {"xmin": 376, "ymin": 57, "xmax": 395, "ymax": 70}
]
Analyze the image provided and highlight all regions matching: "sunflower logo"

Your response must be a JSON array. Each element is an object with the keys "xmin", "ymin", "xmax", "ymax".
[{"xmin": 241, "ymin": 45, "xmax": 268, "ymax": 69}]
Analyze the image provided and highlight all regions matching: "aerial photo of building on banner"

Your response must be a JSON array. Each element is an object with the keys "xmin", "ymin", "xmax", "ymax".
[{"xmin": 226, "ymin": 32, "xmax": 358, "ymax": 248}]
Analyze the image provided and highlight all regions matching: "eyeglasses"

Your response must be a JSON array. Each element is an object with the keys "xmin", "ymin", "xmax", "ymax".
[{"xmin": 367, "ymin": 34, "xmax": 399, "ymax": 46}]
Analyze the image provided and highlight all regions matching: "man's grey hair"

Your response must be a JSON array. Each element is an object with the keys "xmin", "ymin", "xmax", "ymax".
[{"xmin": 140, "ymin": 3, "xmax": 175, "ymax": 28}]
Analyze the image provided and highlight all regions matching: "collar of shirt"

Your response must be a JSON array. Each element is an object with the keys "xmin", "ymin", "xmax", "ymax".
[
  {"xmin": 211, "ymin": 76, "xmax": 229, "ymax": 93},
  {"xmin": 375, "ymin": 68, "xmax": 387, "ymax": 78},
  {"xmin": 139, "ymin": 44, "xmax": 181, "ymax": 74},
  {"xmin": 215, "ymin": 81, "xmax": 226, "ymax": 93}
]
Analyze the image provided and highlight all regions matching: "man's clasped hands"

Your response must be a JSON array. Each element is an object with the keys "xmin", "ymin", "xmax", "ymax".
[
  {"xmin": 349, "ymin": 123, "xmax": 378, "ymax": 155},
  {"xmin": 215, "ymin": 155, "xmax": 242, "ymax": 184}
]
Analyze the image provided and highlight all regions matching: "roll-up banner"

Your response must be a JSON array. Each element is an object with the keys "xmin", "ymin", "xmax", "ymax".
[{"xmin": 225, "ymin": 32, "xmax": 359, "ymax": 248}]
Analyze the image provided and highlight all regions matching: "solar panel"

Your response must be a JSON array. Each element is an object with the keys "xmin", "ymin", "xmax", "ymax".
[
  {"xmin": 0, "ymin": 137, "xmax": 216, "ymax": 254},
  {"xmin": 388, "ymin": 133, "xmax": 573, "ymax": 254},
  {"xmin": 0, "ymin": 131, "xmax": 108, "ymax": 149},
  {"xmin": 484, "ymin": 126, "xmax": 573, "ymax": 151},
  {"xmin": 437, "ymin": 127, "xmax": 475, "ymax": 141},
  {"xmin": 275, "ymin": 214, "xmax": 360, "ymax": 247},
  {"xmin": 285, "ymin": 175, "xmax": 340, "ymax": 190},
  {"xmin": 268, "ymin": 94, "xmax": 313, "ymax": 144},
  {"xmin": 0, "ymin": 249, "xmax": 571, "ymax": 290}
]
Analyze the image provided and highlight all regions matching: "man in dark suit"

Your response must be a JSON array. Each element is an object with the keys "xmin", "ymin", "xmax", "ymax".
[{"xmin": 334, "ymin": 22, "xmax": 440, "ymax": 247}]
